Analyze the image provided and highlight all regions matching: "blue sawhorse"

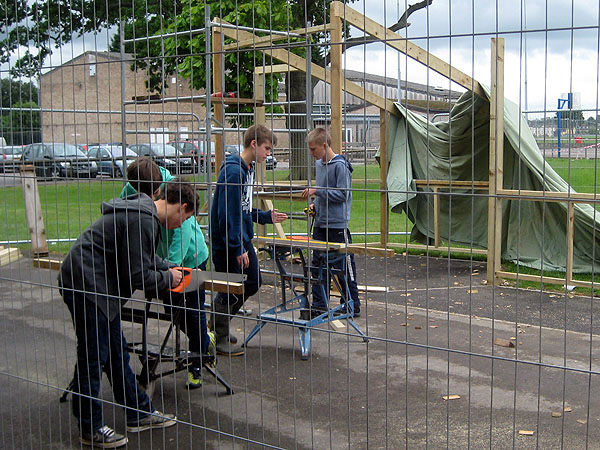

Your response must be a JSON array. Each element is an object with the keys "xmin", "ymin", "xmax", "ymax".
[{"xmin": 243, "ymin": 240, "xmax": 368, "ymax": 360}]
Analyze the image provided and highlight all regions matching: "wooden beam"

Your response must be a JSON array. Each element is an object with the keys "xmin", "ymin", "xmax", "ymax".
[
  {"xmin": 20, "ymin": 166, "xmax": 48, "ymax": 257},
  {"xmin": 382, "ymin": 242, "xmax": 488, "ymax": 255},
  {"xmin": 0, "ymin": 247, "xmax": 21, "ymax": 266},
  {"xmin": 498, "ymin": 189, "xmax": 600, "ymax": 204},
  {"xmin": 414, "ymin": 180, "xmax": 490, "ymax": 189},
  {"xmin": 214, "ymin": 18, "xmax": 398, "ymax": 116},
  {"xmin": 496, "ymin": 270, "xmax": 595, "ymax": 289},
  {"xmin": 330, "ymin": 3, "xmax": 343, "ymax": 154},
  {"xmin": 487, "ymin": 38, "xmax": 504, "ymax": 285},
  {"xmin": 33, "ymin": 257, "xmax": 62, "ymax": 271},
  {"xmin": 254, "ymin": 236, "xmax": 395, "ymax": 258},
  {"xmin": 223, "ymin": 23, "xmax": 334, "ymax": 51},
  {"xmin": 433, "ymin": 187, "xmax": 441, "ymax": 248},
  {"xmin": 379, "ymin": 109, "xmax": 389, "ymax": 246},
  {"xmin": 566, "ymin": 202, "xmax": 574, "ymax": 284},
  {"xmin": 255, "ymin": 64, "xmax": 299, "ymax": 74},
  {"xmin": 330, "ymin": 1, "xmax": 486, "ymax": 98},
  {"xmin": 261, "ymin": 198, "xmax": 287, "ymax": 239},
  {"xmin": 212, "ymin": 28, "xmax": 225, "ymax": 179}
]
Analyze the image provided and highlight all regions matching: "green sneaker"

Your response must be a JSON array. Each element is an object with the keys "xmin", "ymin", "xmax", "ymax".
[
  {"xmin": 186, "ymin": 367, "xmax": 202, "ymax": 389},
  {"xmin": 207, "ymin": 331, "xmax": 217, "ymax": 368}
]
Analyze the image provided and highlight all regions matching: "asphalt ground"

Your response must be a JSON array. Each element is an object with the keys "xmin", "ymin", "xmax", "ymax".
[{"xmin": 1, "ymin": 253, "xmax": 600, "ymax": 449}]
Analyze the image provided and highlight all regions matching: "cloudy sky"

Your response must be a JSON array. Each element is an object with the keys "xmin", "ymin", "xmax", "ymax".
[
  {"xmin": 7, "ymin": 0, "xmax": 600, "ymax": 118},
  {"xmin": 344, "ymin": 0, "xmax": 600, "ymax": 118}
]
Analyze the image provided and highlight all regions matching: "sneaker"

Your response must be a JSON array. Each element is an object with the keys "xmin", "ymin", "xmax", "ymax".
[
  {"xmin": 335, "ymin": 305, "xmax": 361, "ymax": 318},
  {"xmin": 206, "ymin": 331, "xmax": 217, "ymax": 368},
  {"xmin": 80, "ymin": 425, "xmax": 128, "ymax": 448},
  {"xmin": 127, "ymin": 410, "xmax": 177, "ymax": 433},
  {"xmin": 186, "ymin": 367, "xmax": 202, "ymax": 389}
]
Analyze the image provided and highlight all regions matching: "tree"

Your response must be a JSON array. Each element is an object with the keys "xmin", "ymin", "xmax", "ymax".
[
  {"xmin": 1, "ymin": 101, "xmax": 41, "ymax": 145},
  {"xmin": 0, "ymin": 79, "xmax": 39, "ymax": 116}
]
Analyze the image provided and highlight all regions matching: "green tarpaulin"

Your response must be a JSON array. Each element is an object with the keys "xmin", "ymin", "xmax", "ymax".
[{"xmin": 386, "ymin": 86, "xmax": 600, "ymax": 273}]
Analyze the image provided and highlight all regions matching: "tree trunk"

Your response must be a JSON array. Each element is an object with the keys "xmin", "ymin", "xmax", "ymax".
[{"xmin": 287, "ymin": 71, "xmax": 311, "ymax": 180}]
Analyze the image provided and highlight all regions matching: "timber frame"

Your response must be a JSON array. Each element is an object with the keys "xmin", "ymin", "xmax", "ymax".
[{"xmin": 209, "ymin": 1, "xmax": 586, "ymax": 288}]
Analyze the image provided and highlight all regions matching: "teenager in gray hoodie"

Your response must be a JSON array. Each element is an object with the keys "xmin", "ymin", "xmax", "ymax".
[
  {"xmin": 302, "ymin": 127, "xmax": 361, "ymax": 317},
  {"xmin": 59, "ymin": 171, "xmax": 197, "ymax": 448}
]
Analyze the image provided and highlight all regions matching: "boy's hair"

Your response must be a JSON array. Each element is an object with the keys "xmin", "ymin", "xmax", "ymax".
[
  {"xmin": 159, "ymin": 181, "xmax": 199, "ymax": 213},
  {"xmin": 244, "ymin": 124, "xmax": 277, "ymax": 149},
  {"xmin": 126, "ymin": 157, "xmax": 162, "ymax": 197},
  {"xmin": 307, "ymin": 127, "xmax": 331, "ymax": 147}
]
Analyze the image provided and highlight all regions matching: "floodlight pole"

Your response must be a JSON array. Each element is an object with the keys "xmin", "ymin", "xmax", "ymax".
[{"xmin": 557, "ymin": 93, "xmax": 572, "ymax": 158}]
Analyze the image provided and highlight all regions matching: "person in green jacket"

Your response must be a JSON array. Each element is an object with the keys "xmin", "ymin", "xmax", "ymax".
[{"xmin": 120, "ymin": 158, "xmax": 214, "ymax": 389}]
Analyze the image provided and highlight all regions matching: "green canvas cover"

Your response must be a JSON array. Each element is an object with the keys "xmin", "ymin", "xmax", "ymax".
[{"xmin": 386, "ymin": 86, "xmax": 600, "ymax": 273}]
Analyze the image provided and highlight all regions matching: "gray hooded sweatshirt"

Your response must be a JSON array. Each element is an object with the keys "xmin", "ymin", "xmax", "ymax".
[
  {"xmin": 314, "ymin": 154, "xmax": 353, "ymax": 229},
  {"xmin": 59, "ymin": 193, "xmax": 173, "ymax": 320}
]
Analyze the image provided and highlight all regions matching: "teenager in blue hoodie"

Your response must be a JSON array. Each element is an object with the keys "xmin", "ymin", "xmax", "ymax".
[
  {"xmin": 302, "ymin": 127, "xmax": 361, "ymax": 318},
  {"xmin": 210, "ymin": 125, "xmax": 288, "ymax": 355}
]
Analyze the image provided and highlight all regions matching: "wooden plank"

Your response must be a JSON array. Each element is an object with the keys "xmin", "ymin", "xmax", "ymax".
[
  {"xmin": 566, "ymin": 202, "xmax": 575, "ymax": 284},
  {"xmin": 433, "ymin": 187, "xmax": 441, "ymax": 248},
  {"xmin": 414, "ymin": 180, "xmax": 489, "ymax": 189},
  {"xmin": 493, "ymin": 38, "xmax": 505, "ymax": 285},
  {"xmin": 256, "ymin": 190, "xmax": 305, "ymax": 200},
  {"xmin": 382, "ymin": 242, "xmax": 488, "ymax": 255},
  {"xmin": 214, "ymin": 18, "xmax": 398, "ymax": 116},
  {"xmin": 0, "ymin": 247, "xmax": 21, "ymax": 266},
  {"xmin": 496, "ymin": 270, "xmax": 596, "ymax": 289},
  {"xmin": 254, "ymin": 236, "xmax": 394, "ymax": 257},
  {"xmin": 255, "ymin": 64, "xmax": 299, "ymax": 74},
  {"xmin": 33, "ymin": 257, "xmax": 63, "ymax": 271},
  {"xmin": 498, "ymin": 189, "xmax": 600, "ymax": 203},
  {"xmin": 223, "ymin": 23, "xmax": 334, "ymax": 51},
  {"xmin": 379, "ymin": 109, "xmax": 389, "ymax": 246},
  {"xmin": 330, "ymin": 4, "xmax": 344, "ymax": 154},
  {"xmin": 20, "ymin": 166, "xmax": 48, "ymax": 256},
  {"xmin": 330, "ymin": 1, "xmax": 486, "ymax": 98},
  {"xmin": 204, "ymin": 279, "xmax": 245, "ymax": 295},
  {"xmin": 261, "ymin": 198, "xmax": 287, "ymax": 239}
]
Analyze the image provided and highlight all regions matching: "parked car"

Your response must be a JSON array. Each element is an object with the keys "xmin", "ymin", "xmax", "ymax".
[
  {"xmin": 224, "ymin": 143, "xmax": 277, "ymax": 169},
  {"xmin": 129, "ymin": 143, "xmax": 194, "ymax": 175},
  {"xmin": 168, "ymin": 139, "xmax": 215, "ymax": 172},
  {"xmin": 87, "ymin": 145, "xmax": 138, "ymax": 177},
  {"xmin": 21, "ymin": 143, "xmax": 98, "ymax": 179},
  {"xmin": 0, "ymin": 145, "xmax": 24, "ymax": 173}
]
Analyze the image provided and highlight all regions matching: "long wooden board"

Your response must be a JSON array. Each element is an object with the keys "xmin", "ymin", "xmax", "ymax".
[{"xmin": 254, "ymin": 236, "xmax": 395, "ymax": 258}]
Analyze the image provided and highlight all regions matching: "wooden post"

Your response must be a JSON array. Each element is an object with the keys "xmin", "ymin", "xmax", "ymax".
[
  {"xmin": 330, "ymin": 3, "xmax": 343, "ymax": 154},
  {"xmin": 212, "ymin": 29, "xmax": 224, "ymax": 177},
  {"xmin": 433, "ymin": 187, "xmax": 440, "ymax": 247},
  {"xmin": 379, "ymin": 109, "xmax": 389, "ymax": 246},
  {"xmin": 566, "ymin": 201, "xmax": 574, "ymax": 284},
  {"xmin": 20, "ymin": 166, "xmax": 49, "ymax": 256},
  {"xmin": 254, "ymin": 69, "xmax": 269, "ymax": 238},
  {"xmin": 487, "ymin": 38, "xmax": 505, "ymax": 285}
]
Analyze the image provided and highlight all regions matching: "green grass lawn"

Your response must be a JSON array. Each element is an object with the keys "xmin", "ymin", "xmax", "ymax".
[{"xmin": 2, "ymin": 160, "xmax": 600, "ymax": 258}]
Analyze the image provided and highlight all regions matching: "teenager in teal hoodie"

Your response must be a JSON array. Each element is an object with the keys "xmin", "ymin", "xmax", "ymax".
[{"xmin": 120, "ymin": 159, "xmax": 214, "ymax": 388}]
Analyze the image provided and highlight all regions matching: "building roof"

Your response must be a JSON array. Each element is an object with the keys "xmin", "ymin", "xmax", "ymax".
[{"xmin": 40, "ymin": 51, "xmax": 134, "ymax": 78}]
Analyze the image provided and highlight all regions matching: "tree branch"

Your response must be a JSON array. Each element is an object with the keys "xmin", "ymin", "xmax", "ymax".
[{"xmin": 342, "ymin": 0, "xmax": 432, "ymax": 52}]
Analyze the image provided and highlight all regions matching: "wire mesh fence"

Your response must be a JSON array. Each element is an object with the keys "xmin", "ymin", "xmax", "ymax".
[{"xmin": 1, "ymin": 0, "xmax": 600, "ymax": 448}]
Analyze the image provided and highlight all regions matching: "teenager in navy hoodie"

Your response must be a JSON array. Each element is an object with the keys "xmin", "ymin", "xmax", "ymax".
[
  {"xmin": 302, "ymin": 127, "xmax": 361, "ymax": 318},
  {"xmin": 210, "ymin": 125, "xmax": 288, "ymax": 355}
]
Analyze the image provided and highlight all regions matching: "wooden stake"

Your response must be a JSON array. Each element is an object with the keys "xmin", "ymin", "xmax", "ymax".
[
  {"xmin": 212, "ymin": 28, "xmax": 224, "ymax": 178},
  {"xmin": 487, "ymin": 38, "xmax": 505, "ymax": 285},
  {"xmin": 20, "ymin": 166, "xmax": 48, "ymax": 256}
]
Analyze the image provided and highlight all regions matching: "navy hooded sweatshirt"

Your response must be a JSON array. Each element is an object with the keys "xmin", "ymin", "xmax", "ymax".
[
  {"xmin": 59, "ymin": 193, "xmax": 173, "ymax": 320},
  {"xmin": 210, "ymin": 154, "xmax": 273, "ymax": 257}
]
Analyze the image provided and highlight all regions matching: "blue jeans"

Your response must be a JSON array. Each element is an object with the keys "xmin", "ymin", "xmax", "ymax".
[
  {"xmin": 64, "ymin": 295, "xmax": 153, "ymax": 434},
  {"xmin": 311, "ymin": 227, "xmax": 360, "ymax": 310},
  {"xmin": 161, "ymin": 261, "xmax": 210, "ymax": 360},
  {"xmin": 211, "ymin": 241, "xmax": 261, "ymax": 315}
]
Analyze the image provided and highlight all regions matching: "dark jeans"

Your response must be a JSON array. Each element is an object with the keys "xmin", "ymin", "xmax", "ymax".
[
  {"xmin": 161, "ymin": 262, "xmax": 209, "ymax": 359},
  {"xmin": 311, "ymin": 227, "xmax": 360, "ymax": 310},
  {"xmin": 212, "ymin": 241, "xmax": 261, "ymax": 315},
  {"xmin": 64, "ymin": 295, "xmax": 152, "ymax": 434}
]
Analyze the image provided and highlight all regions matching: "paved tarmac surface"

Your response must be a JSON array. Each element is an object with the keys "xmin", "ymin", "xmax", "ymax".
[{"xmin": 1, "ymin": 253, "xmax": 600, "ymax": 449}]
